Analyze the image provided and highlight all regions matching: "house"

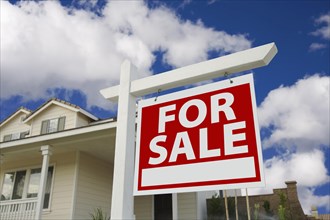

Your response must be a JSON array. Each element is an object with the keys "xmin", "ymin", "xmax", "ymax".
[{"xmin": 0, "ymin": 98, "xmax": 212, "ymax": 220}]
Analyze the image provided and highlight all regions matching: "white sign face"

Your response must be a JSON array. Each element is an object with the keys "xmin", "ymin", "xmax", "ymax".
[{"xmin": 134, "ymin": 74, "xmax": 265, "ymax": 195}]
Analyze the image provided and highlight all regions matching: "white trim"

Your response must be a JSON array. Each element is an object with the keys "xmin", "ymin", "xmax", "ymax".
[
  {"xmin": 89, "ymin": 118, "xmax": 114, "ymax": 125},
  {"xmin": 35, "ymin": 145, "xmax": 53, "ymax": 220},
  {"xmin": 74, "ymin": 112, "xmax": 78, "ymax": 128},
  {"xmin": 0, "ymin": 170, "xmax": 16, "ymax": 201},
  {"xmin": 44, "ymin": 163, "xmax": 55, "ymax": 213},
  {"xmin": 196, "ymin": 192, "xmax": 201, "ymax": 219},
  {"xmin": 77, "ymin": 108, "xmax": 98, "ymax": 121},
  {"xmin": 70, "ymin": 151, "xmax": 80, "ymax": 219},
  {"xmin": 100, "ymin": 42, "xmax": 277, "ymax": 101},
  {"xmin": 23, "ymin": 169, "xmax": 31, "ymax": 200},
  {"xmin": 196, "ymin": 191, "xmax": 209, "ymax": 220},
  {"xmin": 172, "ymin": 193, "xmax": 178, "ymax": 220},
  {"xmin": 29, "ymin": 119, "xmax": 34, "ymax": 137}
]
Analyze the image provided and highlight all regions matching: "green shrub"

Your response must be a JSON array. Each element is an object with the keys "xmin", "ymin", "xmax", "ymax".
[{"xmin": 90, "ymin": 207, "xmax": 109, "ymax": 220}]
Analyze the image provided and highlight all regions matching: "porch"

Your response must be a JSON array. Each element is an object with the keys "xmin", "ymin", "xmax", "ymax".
[
  {"xmin": 0, "ymin": 122, "xmax": 116, "ymax": 220},
  {"xmin": 0, "ymin": 198, "xmax": 37, "ymax": 220}
]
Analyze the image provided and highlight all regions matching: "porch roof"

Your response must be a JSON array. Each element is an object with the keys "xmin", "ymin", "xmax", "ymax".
[{"xmin": 0, "ymin": 119, "xmax": 117, "ymax": 163}]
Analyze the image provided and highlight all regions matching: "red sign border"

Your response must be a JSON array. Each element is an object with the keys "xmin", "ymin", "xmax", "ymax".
[{"xmin": 134, "ymin": 73, "xmax": 265, "ymax": 196}]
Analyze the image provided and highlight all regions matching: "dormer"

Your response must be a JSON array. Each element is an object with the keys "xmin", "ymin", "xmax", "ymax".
[
  {"xmin": 0, "ymin": 107, "xmax": 32, "ymax": 142},
  {"xmin": 23, "ymin": 98, "xmax": 98, "ymax": 136}
]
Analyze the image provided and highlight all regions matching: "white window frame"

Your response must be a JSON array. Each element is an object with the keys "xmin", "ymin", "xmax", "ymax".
[
  {"xmin": 41, "ymin": 117, "xmax": 66, "ymax": 134},
  {"xmin": 0, "ymin": 164, "xmax": 55, "ymax": 211},
  {"xmin": 2, "ymin": 131, "xmax": 30, "ymax": 142}
]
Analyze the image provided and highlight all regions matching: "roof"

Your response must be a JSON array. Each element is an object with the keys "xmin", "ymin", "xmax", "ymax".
[
  {"xmin": 23, "ymin": 98, "xmax": 99, "ymax": 123},
  {"xmin": 0, "ymin": 107, "xmax": 32, "ymax": 128}
]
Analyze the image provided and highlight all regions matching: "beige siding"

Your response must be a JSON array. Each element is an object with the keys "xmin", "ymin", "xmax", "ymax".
[
  {"xmin": 30, "ymin": 105, "xmax": 76, "ymax": 136},
  {"xmin": 43, "ymin": 151, "xmax": 76, "ymax": 220},
  {"xmin": 73, "ymin": 152, "xmax": 112, "ymax": 220},
  {"xmin": 75, "ymin": 113, "xmax": 92, "ymax": 127},
  {"xmin": 178, "ymin": 192, "xmax": 198, "ymax": 220},
  {"xmin": 134, "ymin": 196, "xmax": 153, "ymax": 220},
  {"xmin": 0, "ymin": 154, "xmax": 40, "ymax": 174},
  {"xmin": 0, "ymin": 112, "xmax": 30, "ymax": 142},
  {"xmin": 0, "ymin": 151, "xmax": 76, "ymax": 220},
  {"xmin": 0, "ymin": 155, "xmax": 41, "ymax": 198}
]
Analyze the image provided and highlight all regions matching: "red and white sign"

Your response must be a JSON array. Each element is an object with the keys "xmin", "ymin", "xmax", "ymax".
[{"xmin": 134, "ymin": 73, "xmax": 265, "ymax": 195}]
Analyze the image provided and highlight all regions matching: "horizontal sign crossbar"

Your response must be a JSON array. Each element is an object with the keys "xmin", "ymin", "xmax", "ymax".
[{"xmin": 100, "ymin": 42, "xmax": 277, "ymax": 101}]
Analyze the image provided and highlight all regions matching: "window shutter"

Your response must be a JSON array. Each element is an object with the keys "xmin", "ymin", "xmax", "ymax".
[
  {"xmin": 41, "ymin": 120, "xmax": 49, "ymax": 134},
  {"xmin": 58, "ymin": 117, "xmax": 66, "ymax": 131},
  {"xmin": 3, "ymin": 134, "xmax": 12, "ymax": 142}
]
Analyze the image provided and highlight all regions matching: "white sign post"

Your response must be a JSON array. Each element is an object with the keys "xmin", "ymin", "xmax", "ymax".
[
  {"xmin": 107, "ymin": 61, "xmax": 137, "ymax": 219},
  {"xmin": 100, "ymin": 43, "xmax": 277, "ymax": 219}
]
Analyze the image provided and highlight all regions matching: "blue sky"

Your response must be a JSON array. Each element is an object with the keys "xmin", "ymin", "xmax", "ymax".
[{"xmin": 1, "ymin": 0, "xmax": 329, "ymax": 215}]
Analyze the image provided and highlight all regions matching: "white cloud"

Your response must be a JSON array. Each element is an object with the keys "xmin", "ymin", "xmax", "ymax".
[
  {"xmin": 265, "ymin": 150, "xmax": 329, "ymax": 188},
  {"xmin": 309, "ymin": 42, "xmax": 327, "ymax": 51},
  {"xmin": 248, "ymin": 149, "xmax": 330, "ymax": 214},
  {"xmin": 0, "ymin": 0, "xmax": 251, "ymax": 109},
  {"xmin": 311, "ymin": 12, "xmax": 330, "ymax": 40},
  {"xmin": 252, "ymin": 75, "xmax": 330, "ymax": 214},
  {"xmin": 298, "ymin": 187, "xmax": 330, "ymax": 214},
  {"xmin": 258, "ymin": 74, "xmax": 330, "ymax": 150}
]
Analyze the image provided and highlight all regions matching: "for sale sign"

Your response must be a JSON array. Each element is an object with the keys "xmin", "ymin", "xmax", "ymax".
[{"xmin": 134, "ymin": 73, "xmax": 265, "ymax": 195}]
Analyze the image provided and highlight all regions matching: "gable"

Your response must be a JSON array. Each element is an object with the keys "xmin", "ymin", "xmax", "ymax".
[
  {"xmin": 0, "ymin": 108, "xmax": 31, "ymax": 128},
  {"xmin": 29, "ymin": 104, "xmax": 77, "ymax": 136},
  {"xmin": 24, "ymin": 99, "xmax": 98, "ymax": 124},
  {"xmin": 0, "ymin": 111, "xmax": 31, "ymax": 142}
]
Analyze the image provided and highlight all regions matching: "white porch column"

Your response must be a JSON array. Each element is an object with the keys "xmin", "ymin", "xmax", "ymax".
[
  {"xmin": 35, "ymin": 145, "xmax": 53, "ymax": 220},
  {"xmin": 172, "ymin": 193, "xmax": 178, "ymax": 220},
  {"xmin": 110, "ymin": 60, "xmax": 137, "ymax": 219}
]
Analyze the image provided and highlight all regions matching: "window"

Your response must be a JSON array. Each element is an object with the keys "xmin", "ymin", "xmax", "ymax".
[
  {"xmin": 41, "ymin": 117, "xmax": 66, "ymax": 134},
  {"xmin": 3, "ymin": 131, "xmax": 30, "ymax": 142},
  {"xmin": 11, "ymin": 133, "xmax": 20, "ymax": 140},
  {"xmin": 3, "ymin": 135, "xmax": 12, "ymax": 142},
  {"xmin": 27, "ymin": 168, "xmax": 41, "ymax": 198},
  {"xmin": 1, "ymin": 166, "xmax": 54, "ymax": 209}
]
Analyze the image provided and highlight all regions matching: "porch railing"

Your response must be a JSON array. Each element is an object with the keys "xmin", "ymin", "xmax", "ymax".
[{"xmin": 0, "ymin": 198, "xmax": 37, "ymax": 220}]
